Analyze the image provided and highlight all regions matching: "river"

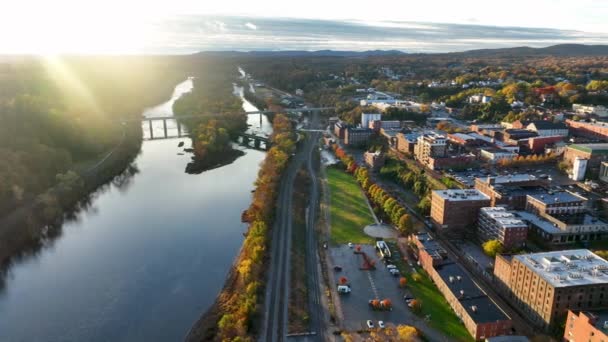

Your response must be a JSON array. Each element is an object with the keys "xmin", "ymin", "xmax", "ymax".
[{"xmin": 0, "ymin": 78, "xmax": 269, "ymax": 342}]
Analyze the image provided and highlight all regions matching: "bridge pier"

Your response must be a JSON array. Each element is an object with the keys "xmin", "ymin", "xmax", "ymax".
[
  {"xmin": 149, "ymin": 120, "xmax": 153, "ymax": 139},
  {"xmin": 254, "ymin": 139, "xmax": 261, "ymax": 149},
  {"xmin": 177, "ymin": 121, "xmax": 181, "ymax": 137},
  {"xmin": 163, "ymin": 119, "xmax": 168, "ymax": 138}
]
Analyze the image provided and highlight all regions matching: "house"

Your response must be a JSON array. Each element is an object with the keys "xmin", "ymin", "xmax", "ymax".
[{"xmin": 526, "ymin": 121, "xmax": 569, "ymax": 137}]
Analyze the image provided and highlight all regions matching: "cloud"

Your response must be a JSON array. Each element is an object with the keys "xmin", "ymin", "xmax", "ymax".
[{"xmin": 244, "ymin": 22, "xmax": 257, "ymax": 30}]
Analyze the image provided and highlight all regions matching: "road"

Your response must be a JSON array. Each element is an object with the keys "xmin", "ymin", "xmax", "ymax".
[{"xmin": 261, "ymin": 109, "xmax": 326, "ymax": 342}]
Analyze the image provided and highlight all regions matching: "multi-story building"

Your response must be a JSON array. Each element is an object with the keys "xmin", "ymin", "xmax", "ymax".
[
  {"xmin": 474, "ymin": 175, "xmax": 549, "ymax": 210},
  {"xmin": 493, "ymin": 249, "xmax": 608, "ymax": 329},
  {"xmin": 526, "ymin": 121, "xmax": 569, "ymax": 137},
  {"xmin": 573, "ymin": 104, "xmax": 608, "ymax": 117},
  {"xmin": 410, "ymin": 234, "xmax": 512, "ymax": 340},
  {"xmin": 364, "ymin": 150, "xmax": 385, "ymax": 171},
  {"xmin": 431, "ymin": 189, "xmax": 491, "ymax": 236},
  {"xmin": 344, "ymin": 127, "xmax": 373, "ymax": 146},
  {"xmin": 525, "ymin": 191, "xmax": 588, "ymax": 216},
  {"xmin": 410, "ymin": 233, "xmax": 448, "ymax": 270},
  {"xmin": 396, "ymin": 132, "xmax": 419, "ymax": 154},
  {"xmin": 567, "ymin": 119, "xmax": 608, "ymax": 141},
  {"xmin": 360, "ymin": 112, "xmax": 382, "ymax": 129},
  {"xmin": 564, "ymin": 310, "xmax": 608, "ymax": 342},
  {"xmin": 478, "ymin": 207, "xmax": 528, "ymax": 249},
  {"xmin": 414, "ymin": 133, "xmax": 447, "ymax": 168},
  {"xmin": 564, "ymin": 144, "xmax": 608, "ymax": 171},
  {"xmin": 334, "ymin": 121, "xmax": 348, "ymax": 140},
  {"xmin": 480, "ymin": 148, "xmax": 518, "ymax": 164}
]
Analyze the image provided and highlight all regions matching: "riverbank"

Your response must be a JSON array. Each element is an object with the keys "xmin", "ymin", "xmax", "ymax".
[
  {"xmin": 0, "ymin": 123, "xmax": 143, "ymax": 268},
  {"xmin": 186, "ymin": 114, "xmax": 296, "ymax": 342}
]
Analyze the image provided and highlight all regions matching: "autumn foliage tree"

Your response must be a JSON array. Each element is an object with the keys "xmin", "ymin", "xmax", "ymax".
[
  {"xmin": 399, "ymin": 277, "xmax": 408, "ymax": 288},
  {"xmin": 215, "ymin": 114, "xmax": 296, "ymax": 341}
]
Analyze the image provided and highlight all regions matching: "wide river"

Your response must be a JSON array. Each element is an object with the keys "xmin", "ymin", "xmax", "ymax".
[{"xmin": 0, "ymin": 79, "xmax": 270, "ymax": 342}]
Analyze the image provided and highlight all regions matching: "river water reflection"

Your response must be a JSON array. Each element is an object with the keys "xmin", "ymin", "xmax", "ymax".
[{"xmin": 0, "ymin": 79, "xmax": 268, "ymax": 342}]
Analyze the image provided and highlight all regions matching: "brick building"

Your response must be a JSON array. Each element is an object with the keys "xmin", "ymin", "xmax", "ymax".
[
  {"xmin": 525, "ymin": 191, "xmax": 587, "ymax": 216},
  {"xmin": 566, "ymin": 119, "xmax": 608, "ymax": 141},
  {"xmin": 344, "ymin": 127, "xmax": 373, "ymax": 146},
  {"xmin": 334, "ymin": 121, "xmax": 348, "ymax": 140},
  {"xmin": 564, "ymin": 310, "xmax": 608, "ymax": 342},
  {"xmin": 410, "ymin": 234, "xmax": 513, "ymax": 340},
  {"xmin": 478, "ymin": 207, "xmax": 528, "ymax": 249},
  {"xmin": 564, "ymin": 144, "xmax": 608, "ymax": 170},
  {"xmin": 474, "ymin": 175, "xmax": 549, "ymax": 210},
  {"xmin": 414, "ymin": 133, "xmax": 447, "ymax": 168},
  {"xmin": 527, "ymin": 136, "xmax": 565, "ymax": 154},
  {"xmin": 431, "ymin": 189, "xmax": 491, "ymax": 236},
  {"xmin": 396, "ymin": 132, "xmax": 419, "ymax": 154},
  {"xmin": 364, "ymin": 150, "xmax": 386, "ymax": 171},
  {"xmin": 493, "ymin": 250, "xmax": 608, "ymax": 329}
]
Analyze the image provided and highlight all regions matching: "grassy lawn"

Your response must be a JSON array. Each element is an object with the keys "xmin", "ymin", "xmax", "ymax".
[
  {"xmin": 326, "ymin": 167, "xmax": 375, "ymax": 245},
  {"xmin": 388, "ymin": 242, "xmax": 474, "ymax": 342}
]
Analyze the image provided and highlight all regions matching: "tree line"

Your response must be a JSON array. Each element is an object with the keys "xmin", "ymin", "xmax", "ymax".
[
  {"xmin": 333, "ymin": 146, "xmax": 416, "ymax": 236},
  {"xmin": 192, "ymin": 114, "xmax": 296, "ymax": 341}
]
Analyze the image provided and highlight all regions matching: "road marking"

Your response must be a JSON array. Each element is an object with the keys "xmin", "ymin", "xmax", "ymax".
[{"xmin": 366, "ymin": 272, "xmax": 380, "ymax": 299}]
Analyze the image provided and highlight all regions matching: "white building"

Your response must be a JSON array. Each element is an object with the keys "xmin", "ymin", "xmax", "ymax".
[
  {"xmin": 572, "ymin": 157, "xmax": 588, "ymax": 181},
  {"xmin": 480, "ymin": 149, "xmax": 518, "ymax": 163},
  {"xmin": 573, "ymin": 104, "xmax": 608, "ymax": 117},
  {"xmin": 361, "ymin": 113, "xmax": 382, "ymax": 129}
]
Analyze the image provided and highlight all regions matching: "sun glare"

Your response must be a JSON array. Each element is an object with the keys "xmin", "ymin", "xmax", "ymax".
[{"xmin": 0, "ymin": 1, "xmax": 161, "ymax": 54}]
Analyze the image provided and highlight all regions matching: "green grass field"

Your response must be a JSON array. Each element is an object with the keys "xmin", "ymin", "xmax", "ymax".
[
  {"xmin": 326, "ymin": 167, "xmax": 375, "ymax": 245},
  {"xmin": 388, "ymin": 242, "xmax": 473, "ymax": 342}
]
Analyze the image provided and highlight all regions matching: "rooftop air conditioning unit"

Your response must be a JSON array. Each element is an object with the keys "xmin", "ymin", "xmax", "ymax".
[{"xmin": 471, "ymin": 305, "xmax": 478, "ymax": 313}]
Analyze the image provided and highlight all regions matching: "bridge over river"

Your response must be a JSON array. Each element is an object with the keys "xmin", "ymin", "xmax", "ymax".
[{"xmin": 135, "ymin": 107, "xmax": 333, "ymax": 150}]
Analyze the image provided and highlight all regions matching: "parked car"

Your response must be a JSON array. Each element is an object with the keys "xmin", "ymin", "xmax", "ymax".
[
  {"xmin": 348, "ymin": 242, "xmax": 354, "ymax": 248},
  {"xmin": 333, "ymin": 265, "xmax": 343, "ymax": 272},
  {"xmin": 389, "ymin": 269, "xmax": 400, "ymax": 276},
  {"xmin": 378, "ymin": 321, "xmax": 385, "ymax": 329},
  {"xmin": 337, "ymin": 285, "xmax": 351, "ymax": 294},
  {"xmin": 386, "ymin": 264, "xmax": 397, "ymax": 269},
  {"xmin": 366, "ymin": 320, "xmax": 374, "ymax": 329}
]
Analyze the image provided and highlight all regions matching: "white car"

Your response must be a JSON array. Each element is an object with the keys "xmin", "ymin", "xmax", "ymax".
[
  {"xmin": 389, "ymin": 269, "xmax": 400, "ymax": 276},
  {"xmin": 348, "ymin": 242, "xmax": 354, "ymax": 248},
  {"xmin": 386, "ymin": 264, "xmax": 397, "ymax": 269},
  {"xmin": 378, "ymin": 321, "xmax": 385, "ymax": 329},
  {"xmin": 366, "ymin": 320, "xmax": 374, "ymax": 329}
]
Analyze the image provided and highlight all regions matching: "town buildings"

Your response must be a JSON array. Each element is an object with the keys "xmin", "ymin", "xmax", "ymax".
[
  {"xmin": 564, "ymin": 144, "xmax": 608, "ymax": 170},
  {"xmin": 526, "ymin": 121, "xmax": 569, "ymax": 137},
  {"xmin": 474, "ymin": 175, "xmax": 548, "ymax": 210},
  {"xmin": 494, "ymin": 250, "xmax": 608, "ymax": 329},
  {"xmin": 564, "ymin": 310, "xmax": 608, "ymax": 342},
  {"xmin": 396, "ymin": 132, "xmax": 420, "ymax": 154},
  {"xmin": 573, "ymin": 104, "xmax": 608, "ymax": 117},
  {"xmin": 566, "ymin": 120, "xmax": 608, "ymax": 141},
  {"xmin": 344, "ymin": 127, "xmax": 373, "ymax": 146},
  {"xmin": 410, "ymin": 233, "xmax": 513, "ymax": 340},
  {"xmin": 414, "ymin": 133, "xmax": 447, "ymax": 168},
  {"xmin": 431, "ymin": 189, "xmax": 491, "ymax": 235},
  {"xmin": 364, "ymin": 150, "xmax": 386, "ymax": 171},
  {"xmin": 478, "ymin": 207, "xmax": 528, "ymax": 249},
  {"xmin": 360, "ymin": 112, "xmax": 382, "ymax": 128}
]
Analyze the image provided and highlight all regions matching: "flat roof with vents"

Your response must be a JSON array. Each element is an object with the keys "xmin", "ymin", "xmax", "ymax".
[
  {"xmin": 514, "ymin": 249, "xmax": 608, "ymax": 288},
  {"xmin": 434, "ymin": 189, "xmax": 490, "ymax": 202}
]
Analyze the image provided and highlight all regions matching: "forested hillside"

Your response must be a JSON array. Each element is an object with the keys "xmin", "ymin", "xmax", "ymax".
[{"xmin": 0, "ymin": 56, "xmax": 185, "ymax": 217}]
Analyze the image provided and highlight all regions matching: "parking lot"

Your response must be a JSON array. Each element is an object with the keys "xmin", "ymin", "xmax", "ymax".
[{"xmin": 329, "ymin": 244, "xmax": 416, "ymax": 331}]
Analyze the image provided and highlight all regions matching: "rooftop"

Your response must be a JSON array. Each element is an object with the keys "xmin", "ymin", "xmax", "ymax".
[
  {"xmin": 514, "ymin": 211, "xmax": 562, "ymax": 234},
  {"xmin": 579, "ymin": 310, "xmax": 608, "ymax": 334},
  {"xmin": 527, "ymin": 120, "xmax": 568, "ymax": 130},
  {"xmin": 435, "ymin": 262, "xmax": 510, "ymax": 323},
  {"xmin": 413, "ymin": 233, "xmax": 447, "ymax": 261},
  {"xmin": 434, "ymin": 189, "xmax": 490, "ymax": 202},
  {"xmin": 528, "ymin": 191, "xmax": 587, "ymax": 205},
  {"xmin": 569, "ymin": 143, "xmax": 608, "ymax": 154},
  {"xmin": 513, "ymin": 249, "xmax": 608, "ymax": 288},
  {"xmin": 477, "ymin": 174, "xmax": 539, "ymax": 185},
  {"xmin": 448, "ymin": 133, "xmax": 476, "ymax": 141},
  {"xmin": 480, "ymin": 207, "xmax": 527, "ymax": 229}
]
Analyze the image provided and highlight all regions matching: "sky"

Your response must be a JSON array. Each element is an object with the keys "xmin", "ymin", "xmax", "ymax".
[{"xmin": 1, "ymin": 0, "xmax": 608, "ymax": 54}]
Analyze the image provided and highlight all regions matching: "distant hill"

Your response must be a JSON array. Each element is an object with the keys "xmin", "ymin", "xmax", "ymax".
[
  {"xmin": 457, "ymin": 44, "xmax": 608, "ymax": 57},
  {"xmin": 195, "ymin": 50, "xmax": 406, "ymax": 57}
]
